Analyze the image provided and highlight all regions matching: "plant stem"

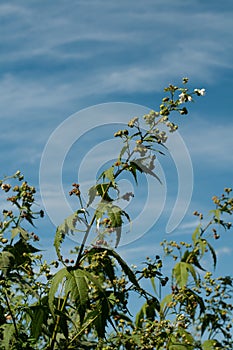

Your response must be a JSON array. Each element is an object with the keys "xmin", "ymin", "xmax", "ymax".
[{"xmin": 3, "ymin": 289, "xmax": 19, "ymax": 339}]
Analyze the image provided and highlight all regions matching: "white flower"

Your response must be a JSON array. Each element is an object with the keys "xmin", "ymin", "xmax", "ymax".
[
  {"xmin": 187, "ymin": 95, "xmax": 192, "ymax": 101},
  {"xmin": 194, "ymin": 88, "xmax": 206, "ymax": 96},
  {"xmin": 179, "ymin": 92, "xmax": 186, "ymax": 103}
]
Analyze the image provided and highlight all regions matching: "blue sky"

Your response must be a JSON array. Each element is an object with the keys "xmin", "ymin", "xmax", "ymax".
[{"xmin": 1, "ymin": 1, "xmax": 233, "ymax": 277}]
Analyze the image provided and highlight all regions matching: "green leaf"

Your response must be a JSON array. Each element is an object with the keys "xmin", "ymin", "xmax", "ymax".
[
  {"xmin": 209, "ymin": 209, "xmax": 221, "ymax": 223},
  {"xmin": 191, "ymin": 254, "xmax": 206, "ymax": 272},
  {"xmin": 18, "ymin": 226, "xmax": 30, "ymax": 240},
  {"xmin": 173, "ymin": 262, "xmax": 188, "ymax": 287},
  {"xmin": 145, "ymin": 298, "xmax": 159, "ymax": 320},
  {"xmin": 181, "ymin": 250, "xmax": 190, "ymax": 262},
  {"xmin": 77, "ymin": 268, "xmax": 107, "ymax": 293},
  {"xmin": 30, "ymin": 305, "xmax": 48, "ymax": 340},
  {"xmin": 182, "ymin": 249, "xmax": 205, "ymax": 272},
  {"xmin": 65, "ymin": 269, "xmax": 89, "ymax": 324},
  {"xmin": 107, "ymin": 205, "xmax": 123, "ymax": 247},
  {"xmin": 192, "ymin": 225, "xmax": 201, "ymax": 245},
  {"xmin": 150, "ymin": 277, "xmax": 157, "ymax": 295},
  {"xmin": 93, "ymin": 297, "xmax": 110, "ymax": 338},
  {"xmin": 3, "ymin": 239, "xmax": 40, "ymax": 271},
  {"xmin": 11, "ymin": 227, "xmax": 20, "ymax": 240},
  {"xmin": 135, "ymin": 303, "xmax": 146, "ymax": 328},
  {"xmin": 202, "ymin": 339, "xmax": 217, "ymax": 350},
  {"xmin": 131, "ymin": 159, "xmax": 162, "ymax": 184},
  {"xmin": 201, "ymin": 313, "xmax": 216, "ymax": 336},
  {"xmin": 54, "ymin": 227, "xmax": 65, "ymax": 261},
  {"xmin": 71, "ymin": 310, "xmax": 100, "ymax": 342},
  {"xmin": 1, "ymin": 324, "xmax": 15, "ymax": 350},
  {"xmin": 96, "ymin": 183, "xmax": 114, "ymax": 202},
  {"xmin": 98, "ymin": 166, "xmax": 115, "ymax": 183},
  {"xmin": 144, "ymin": 135, "xmax": 160, "ymax": 142},
  {"xmin": 48, "ymin": 267, "xmax": 69, "ymax": 317},
  {"xmin": 87, "ymin": 185, "xmax": 97, "ymax": 207},
  {"xmin": 118, "ymin": 144, "xmax": 128, "ymax": 161},
  {"xmin": 101, "ymin": 256, "xmax": 116, "ymax": 285},
  {"xmin": 169, "ymin": 346, "xmax": 189, "ymax": 350},
  {"xmin": 128, "ymin": 162, "xmax": 139, "ymax": 184},
  {"xmin": 95, "ymin": 202, "xmax": 109, "ymax": 221},
  {"xmin": 106, "ymin": 249, "xmax": 141, "ymax": 289},
  {"xmin": 198, "ymin": 238, "xmax": 207, "ymax": 258},
  {"xmin": 0, "ymin": 251, "xmax": 15, "ymax": 274},
  {"xmin": 206, "ymin": 241, "xmax": 217, "ymax": 269},
  {"xmin": 160, "ymin": 294, "xmax": 173, "ymax": 315}
]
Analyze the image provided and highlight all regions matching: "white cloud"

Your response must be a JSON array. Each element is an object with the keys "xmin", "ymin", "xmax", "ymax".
[
  {"xmin": 0, "ymin": 1, "xmax": 232, "ymax": 109},
  {"xmin": 182, "ymin": 118, "xmax": 233, "ymax": 166},
  {"xmin": 216, "ymin": 246, "xmax": 232, "ymax": 257}
]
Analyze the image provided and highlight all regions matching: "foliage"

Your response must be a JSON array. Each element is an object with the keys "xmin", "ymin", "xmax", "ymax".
[{"xmin": 0, "ymin": 79, "xmax": 232, "ymax": 349}]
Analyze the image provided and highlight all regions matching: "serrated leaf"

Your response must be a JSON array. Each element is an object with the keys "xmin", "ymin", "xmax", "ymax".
[
  {"xmin": 72, "ymin": 310, "xmax": 99, "ymax": 341},
  {"xmin": 93, "ymin": 298, "xmax": 110, "ymax": 338},
  {"xmin": 95, "ymin": 202, "xmax": 109, "ymax": 221},
  {"xmin": 87, "ymin": 185, "xmax": 97, "ymax": 207},
  {"xmin": 101, "ymin": 256, "xmax": 115, "ymax": 285},
  {"xmin": 206, "ymin": 241, "xmax": 217, "ymax": 269},
  {"xmin": 17, "ymin": 226, "xmax": 30, "ymax": 240},
  {"xmin": 107, "ymin": 205, "xmax": 123, "ymax": 247},
  {"xmin": 72, "ymin": 268, "xmax": 110, "ymax": 338},
  {"xmin": 54, "ymin": 227, "xmax": 65, "ymax": 261},
  {"xmin": 49, "ymin": 267, "xmax": 69, "ymax": 317},
  {"xmin": 191, "ymin": 289, "xmax": 205, "ymax": 315},
  {"xmin": 173, "ymin": 262, "xmax": 189, "ymax": 287},
  {"xmin": 106, "ymin": 249, "xmax": 141, "ymax": 289},
  {"xmin": 209, "ymin": 209, "xmax": 221, "ymax": 223},
  {"xmin": 182, "ymin": 249, "xmax": 205, "ymax": 273},
  {"xmin": 98, "ymin": 166, "xmax": 115, "ymax": 183},
  {"xmin": 128, "ymin": 162, "xmax": 139, "ymax": 184},
  {"xmin": 77, "ymin": 268, "xmax": 106, "ymax": 292},
  {"xmin": 118, "ymin": 144, "xmax": 128, "ymax": 161},
  {"xmin": 96, "ymin": 183, "xmax": 113, "ymax": 202},
  {"xmin": 65, "ymin": 269, "xmax": 89, "ymax": 324},
  {"xmin": 191, "ymin": 254, "xmax": 206, "ymax": 272},
  {"xmin": 65, "ymin": 212, "xmax": 87, "ymax": 234},
  {"xmin": 135, "ymin": 159, "xmax": 162, "ymax": 184},
  {"xmin": 192, "ymin": 225, "xmax": 201, "ymax": 245},
  {"xmin": 131, "ymin": 159, "xmax": 162, "ymax": 184},
  {"xmin": 1, "ymin": 324, "xmax": 15, "ymax": 350},
  {"xmin": 4, "ymin": 239, "xmax": 40, "ymax": 271},
  {"xmin": 54, "ymin": 212, "xmax": 86, "ymax": 261},
  {"xmin": 30, "ymin": 306, "xmax": 48, "ymax": 340}
]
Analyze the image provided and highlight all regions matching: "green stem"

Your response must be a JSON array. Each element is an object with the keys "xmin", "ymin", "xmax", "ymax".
[
  {"xmin": 49, "ymin": 284, "xmax": 68, "ymax": 349},
  {"xmin": 75, "ymin": 147, "xmax": 136, "ymax": 265}
]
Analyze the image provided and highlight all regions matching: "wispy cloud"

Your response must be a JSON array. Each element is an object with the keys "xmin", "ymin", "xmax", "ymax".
[
  {"xmin": 183, "ymin": 118, "xmax": 233, "ymax": 166},
  {"xmin": 1, "ymin": 1, "xmax": 232, "ymax": 114}
]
